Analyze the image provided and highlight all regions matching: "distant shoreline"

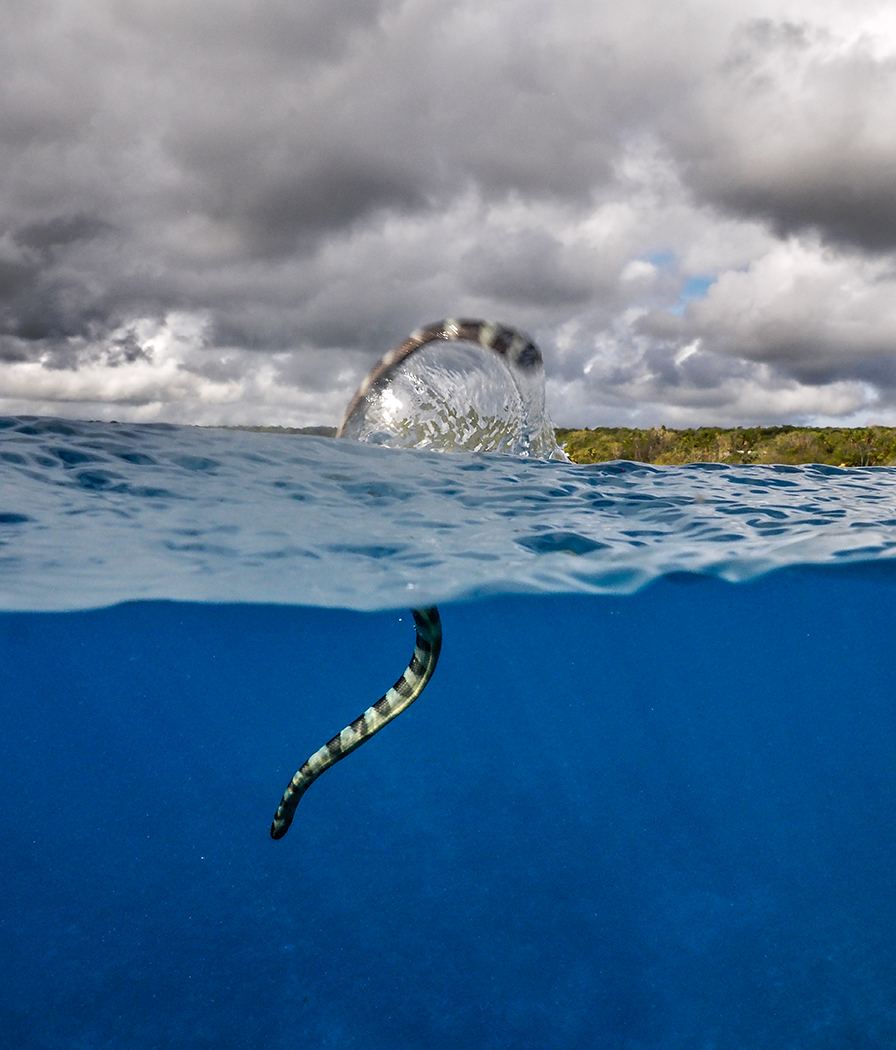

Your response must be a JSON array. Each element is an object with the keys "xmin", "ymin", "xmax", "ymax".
[
  {"xmin": 556, "ymin": 426, "xmax": 896, "ymax": 466},
  {"xmin": 214, "ymin": 423, "xmax": 896, "ymax": 467}
]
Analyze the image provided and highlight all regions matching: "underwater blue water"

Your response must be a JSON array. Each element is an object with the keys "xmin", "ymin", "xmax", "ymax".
[{"xmin": 1, "ymin": 417, "xmax": 896, "ymax": 1048}]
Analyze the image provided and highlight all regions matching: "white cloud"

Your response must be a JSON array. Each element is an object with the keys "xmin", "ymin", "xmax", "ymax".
[
  {"xmin": 684, "ymin": 239, "xmax": 896, "ymax": 368},
  {"xmin": 2, "ymin": 0, "xmax": 896, "ymax": 427},
  {"xmin": 0, "ymin": 313, "xmax": 352, "ymax": 425}
]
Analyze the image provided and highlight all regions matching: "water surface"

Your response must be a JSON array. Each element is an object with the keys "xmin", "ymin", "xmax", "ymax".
[{"xmin": 0, "ymin": 417, "xmax": 894, "ymax": 1049}]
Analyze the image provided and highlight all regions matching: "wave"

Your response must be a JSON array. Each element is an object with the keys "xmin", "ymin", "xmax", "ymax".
[{"xmin": 1, "ymin": 416, "xmax": 895, "ymax": 611}]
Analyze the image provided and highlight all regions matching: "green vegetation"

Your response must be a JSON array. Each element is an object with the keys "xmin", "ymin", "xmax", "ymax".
[
  {"xmin": 220, "ymin": 422, "xmax": 896, "ymax": 466},
  {"xmin": 555, "ymin": 426, "xmax": 896, "ymax": 467}
]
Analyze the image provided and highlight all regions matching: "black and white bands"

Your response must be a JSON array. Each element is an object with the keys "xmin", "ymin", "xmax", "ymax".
[
  {"xmin": 271, "ymin": 321, "xmax": 538, "ymax": 838},
  {"xmin": 270, "ymin": 607, "xmax": 441, "ymax": 839}
]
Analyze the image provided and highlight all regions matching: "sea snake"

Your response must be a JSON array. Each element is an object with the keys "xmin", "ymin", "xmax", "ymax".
[
  {"xmin": 270, "ymin": 607, "xmax": 442, "ymax": 839},
  {"xmin": 271, "ymin": 320, "xmax": 541, "ymax": 839}
]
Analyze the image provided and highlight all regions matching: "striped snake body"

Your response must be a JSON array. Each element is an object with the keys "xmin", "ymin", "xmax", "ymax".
[
  {"xmin": 270, "ymin": 607, "xmax": 441, "ymax": 838},
  {"xmin": 271, "ymin": 320, "xmax": 539, "ymax": 838}
]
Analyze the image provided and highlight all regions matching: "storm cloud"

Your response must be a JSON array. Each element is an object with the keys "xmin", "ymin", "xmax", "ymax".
[{"xmin": 2, "ymin": 0, "xmax": 896, "ymax": 426}]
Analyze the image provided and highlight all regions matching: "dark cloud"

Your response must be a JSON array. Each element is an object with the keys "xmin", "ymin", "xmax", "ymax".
[
  {"xmin": 14, "ymin": 215, "xmax": 111, "ymax": 251},
  {"xmin": 0, "ymin": 0, "xmax": 895, "ymax": 426},
  {"xmin": 460, "ymin": 229, "xmax": 599, "ymax": 307},
  {"xmin": 0, "ymin": 260, "xmax": 36, "ymax": 302},
  {"xmin": 243, "ymin": 161, "xmax": 425, "ymax": 255},
  {"xmin": 672, "ymin": 18, "xmax": 896, "ymax": 252}
]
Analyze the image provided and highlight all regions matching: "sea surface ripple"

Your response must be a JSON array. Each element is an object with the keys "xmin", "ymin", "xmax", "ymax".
[{"xmin": 1, "ymin": 416, "xmax": 895, "ymax": 611}]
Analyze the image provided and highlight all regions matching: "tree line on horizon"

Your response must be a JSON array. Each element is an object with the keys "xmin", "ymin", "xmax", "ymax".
[
  {"xmin": 555, "ymin": 425, "xmax": 896, "ymax": 466},
  {"xmin": 229, "ymin": 423, "xmax": 896, "ymax": 466}
]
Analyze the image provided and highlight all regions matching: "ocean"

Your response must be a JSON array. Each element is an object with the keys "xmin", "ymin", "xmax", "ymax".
[{"xmin": 1, "ymin": 416, "xmax": 895, "ymax": 1049}]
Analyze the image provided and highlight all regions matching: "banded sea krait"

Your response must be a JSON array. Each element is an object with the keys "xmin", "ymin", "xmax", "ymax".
[{"xmin": 271, "ymin": 320, "xmax": 541, "ymax": 838}]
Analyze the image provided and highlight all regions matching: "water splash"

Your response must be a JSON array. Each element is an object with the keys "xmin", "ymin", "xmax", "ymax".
[{"xmin": 338, "ymin": 323, "xmax": 566, "ymax": 460}]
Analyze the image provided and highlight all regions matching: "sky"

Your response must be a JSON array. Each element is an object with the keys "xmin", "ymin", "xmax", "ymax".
[{"xmin": 2, "ymin": 0, "xmax": 896, "ymax": 429}]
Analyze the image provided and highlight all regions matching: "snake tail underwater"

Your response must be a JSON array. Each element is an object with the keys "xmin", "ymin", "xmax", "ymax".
[
  {"xmin": 270, "ymin": 606, "xmax": 442, "ymax": 839},
  {"xmin": 272, "ymin": 320, "xmax": 538, "ymax": 839}
]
